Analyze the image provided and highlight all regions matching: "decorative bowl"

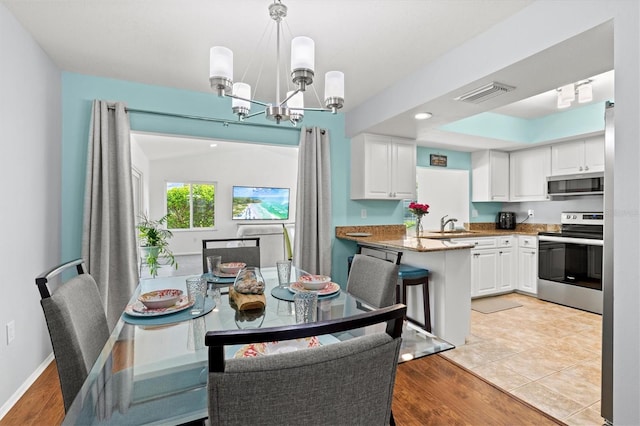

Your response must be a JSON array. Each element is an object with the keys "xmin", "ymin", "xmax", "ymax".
[
  {"xmin": 298, "ymin": 274, "xmax": 331, "ymax": 290},
  {"xmin": 138, "ymin": 289, "xmax": 183, "ymax": 309},
  {"xmin": 219, "ymin": 262, "xmax": 246, "ymax": 275}
]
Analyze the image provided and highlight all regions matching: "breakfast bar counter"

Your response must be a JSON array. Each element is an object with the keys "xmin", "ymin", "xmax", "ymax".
[{"xmin": 336, "ymin": 225, "xmax": 473, "ymax": 346}]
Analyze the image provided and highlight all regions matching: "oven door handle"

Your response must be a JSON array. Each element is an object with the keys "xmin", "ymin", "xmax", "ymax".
[{"xmin": 538, "ymin": 235, "xmax": 603, "ymax": 246}]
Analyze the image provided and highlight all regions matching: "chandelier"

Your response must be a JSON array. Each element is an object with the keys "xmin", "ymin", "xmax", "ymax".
[{"xmin": 209, "ymin": 1, "xmax": 345, "ymax": 126}]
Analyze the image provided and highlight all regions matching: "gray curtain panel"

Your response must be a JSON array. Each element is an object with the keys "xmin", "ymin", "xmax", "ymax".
[
  {"xmin": 82, "ymin": 100, "xmax": 139, "ymax": 330},
  {"xmin": 293, "ymin": 127, "xmax": 332, "ymax": 275}
]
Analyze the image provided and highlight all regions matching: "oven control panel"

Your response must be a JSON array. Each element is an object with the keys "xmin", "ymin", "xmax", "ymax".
[{"xmin": 561, "ymin": 212, "xmax": 603, "ymax": 225}]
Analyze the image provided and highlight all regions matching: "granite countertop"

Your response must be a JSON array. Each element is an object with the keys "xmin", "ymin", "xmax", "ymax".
[{"xmin": 335, "ymin": 223, "xmax": 559, "ymax": 253}]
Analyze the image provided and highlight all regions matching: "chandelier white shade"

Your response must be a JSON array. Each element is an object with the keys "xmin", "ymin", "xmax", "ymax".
[
  {"xmin": 232, "ymin": 82, "xmax": 251, "ymax": 116},
  {"xmin": 209, "ymin": 1, "xmax": 344, "ymax": 125},
  {"xmin": 209, "ymin": 47, "xmax": 233, "ymax": 95},
  {"xmin": 291, "ymin": 36, "xmax": 315, "ymax": 72}
]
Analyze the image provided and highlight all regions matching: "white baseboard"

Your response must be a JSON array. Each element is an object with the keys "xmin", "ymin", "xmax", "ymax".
[{"xmin": 0, "ymin": 353, "xmax": 54, "ymax": 420}]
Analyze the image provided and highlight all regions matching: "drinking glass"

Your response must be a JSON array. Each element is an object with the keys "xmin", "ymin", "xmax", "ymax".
[
  {"xmin": 206, "ymin": 255, "xmax": 222, "ymax": 275},
  {"xmin": 186, "ymin": 276, "xmax": 207, "ymax": 315},
  {"xmin": 294, "ymin": 292, "xmax": 318, "ymax": 323},
  {"xmin": 276, "ymin": 260, "xmax": 292, "ymax": 288}
]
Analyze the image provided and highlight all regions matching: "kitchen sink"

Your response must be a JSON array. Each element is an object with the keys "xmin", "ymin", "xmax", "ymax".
[{"xmin": 420, "ymin": 230, "xmax": 479, "ymax": 239}]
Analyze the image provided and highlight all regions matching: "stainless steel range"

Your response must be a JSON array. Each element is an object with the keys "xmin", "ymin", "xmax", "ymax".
[{"xmin": 537, "ymin": 212, "xmax": 603, "ymax": 314}]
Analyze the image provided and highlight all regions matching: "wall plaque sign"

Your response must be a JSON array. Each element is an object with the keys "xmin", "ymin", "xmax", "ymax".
[{"xmin": 430, "ymin": 154, "xmax": 447, "ymax": 167}]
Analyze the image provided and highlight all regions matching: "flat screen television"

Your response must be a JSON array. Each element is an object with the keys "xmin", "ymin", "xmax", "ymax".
[{"xmin": 232, "ymin": 186, "xmax": 290, "ymax": 220}]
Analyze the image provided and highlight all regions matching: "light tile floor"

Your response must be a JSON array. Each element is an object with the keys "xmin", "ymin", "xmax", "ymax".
[{"xmin": 441, "ymin": 293, "xmax": 604, "ymax": 425}]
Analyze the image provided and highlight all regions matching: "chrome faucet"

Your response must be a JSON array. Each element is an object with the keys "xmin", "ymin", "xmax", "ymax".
[{"xmin": 440, "ymin": 215, "xmax": 458, "ymax": 232}]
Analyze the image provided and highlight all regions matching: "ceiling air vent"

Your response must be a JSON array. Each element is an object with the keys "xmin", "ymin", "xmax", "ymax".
[{"xmin": 454, "ymin": 82, "xmax": 516, "ymax": 104}]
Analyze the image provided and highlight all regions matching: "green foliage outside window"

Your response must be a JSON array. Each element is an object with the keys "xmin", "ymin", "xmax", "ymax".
[{"xmin": 166, "ymin": 182, "xmax": 215, "ymax": 229}]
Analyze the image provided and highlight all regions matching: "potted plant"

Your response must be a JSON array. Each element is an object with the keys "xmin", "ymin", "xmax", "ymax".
[{"xmin": 136, "ymin": 213, "xmax": 177, "ymax": 277}]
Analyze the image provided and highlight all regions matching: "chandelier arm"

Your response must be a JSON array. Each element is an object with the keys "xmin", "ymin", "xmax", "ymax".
[
  {"xmin": 280, "ymin": 88, "xmax": 301, "ymax": 106},
  {"xmin": 301, "ymin": 107, "xmax": 333, "ymax": 112},
  {"xmin": 227, "ymin": 93, "xmax": 270, "ymax": 108},
  {"xmin": 243, "ymin": 110, "xmax": 268, "ymax": 120}
]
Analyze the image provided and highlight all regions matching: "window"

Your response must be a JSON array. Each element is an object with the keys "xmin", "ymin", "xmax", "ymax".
[{"xmin": 166, "ymin": 182, "xmax": 216, "ymax": 229}]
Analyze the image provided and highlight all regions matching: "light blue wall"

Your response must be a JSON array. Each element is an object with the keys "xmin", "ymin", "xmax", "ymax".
[
  {"xmin": 440, "ymin": 101, "xmax": 607, "ymax": 143},
  {"xmin": 61, "ymin": 74, "xmax": 609, "ymax": 285},
  {"xmin": 417, "ymin": 146, "xmax": 471, "ymax": 169},
  {"xmin": 61, "ymin": 73, "xmax": 357, "ymax": 282},
  {"xmin": 436, "ymin": 102, "xmax": 609, "ymax": 223}
]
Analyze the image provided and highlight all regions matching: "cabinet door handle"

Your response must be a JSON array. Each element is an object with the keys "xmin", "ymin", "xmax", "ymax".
[
  {"xmin": 585, "ymin": 165, "xmax": 589, "ymax": 171},
  {"xmin": 579, "ymin": 166, "xmax": 584, "ymax": 171}
]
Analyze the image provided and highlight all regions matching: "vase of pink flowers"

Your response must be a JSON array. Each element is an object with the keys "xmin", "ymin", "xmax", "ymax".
[{"xmin": 408, "ymin": 202, "xmax": 430, "ymax": 238}]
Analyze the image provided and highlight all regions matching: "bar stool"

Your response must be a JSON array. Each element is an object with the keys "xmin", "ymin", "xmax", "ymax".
[
  {"xmin": 347, "ymin": 253, "xmax": 431, "ymax": 333},
  {"xmin": 397, "ymin": 264, "xmax": 431, "ymax": 333}
]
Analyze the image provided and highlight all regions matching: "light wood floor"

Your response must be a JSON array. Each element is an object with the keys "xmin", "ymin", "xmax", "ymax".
[{"xmin": 1, "ymin": 353, "xmax": 561, "ymax": 425}]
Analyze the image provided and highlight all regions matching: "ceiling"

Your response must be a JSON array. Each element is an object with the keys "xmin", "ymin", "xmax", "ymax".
[{"xmin": 3, "ymin": 0, "xmax": 614, "ymax": 151}]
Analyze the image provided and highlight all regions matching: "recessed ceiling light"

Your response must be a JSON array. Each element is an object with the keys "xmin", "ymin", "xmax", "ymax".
[
  {"xmin": 414, "ymin": 112, "xmax": 432, "ymax": 120},
  {"xmin": 210, "ymin": 143, "xmax": 218, "ymax": 148}
]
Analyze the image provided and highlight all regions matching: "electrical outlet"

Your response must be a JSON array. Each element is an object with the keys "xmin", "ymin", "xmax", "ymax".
[
  {"xmin": 6, "ymin": 320, "xmax": 15, "ymax": 345},
  {"xmin": 528, "ymin": 209, "xmax": 534, "ymax": 217},
  {"xmin": 471, "ymin": 209, "xmax": 479, "ymax": 218},
  {"xmin": 361, "ymin": 209, "xmax": 367, "ymax": 218}
]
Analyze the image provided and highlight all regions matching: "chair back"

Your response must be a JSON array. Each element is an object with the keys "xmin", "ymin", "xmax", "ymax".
[
  {"xmin": 347, "ymin": 253, "xmax": 400, "ymax": 308},
  {"xmin": 202, "ymin": 238, "xmax": 261, "ymax": 273},
  {"xmin": 35, "ymin": 259, "xmax": 109, "ymax": 411},
  {"xmin": 206, "ymin": 304, "xmax": 406, "ymax": 425}
]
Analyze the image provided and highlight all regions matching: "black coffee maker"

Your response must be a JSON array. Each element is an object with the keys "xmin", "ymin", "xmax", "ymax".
[{"xmin": 496, "ymin": 212, "xmax": 516, "ymax": 230}]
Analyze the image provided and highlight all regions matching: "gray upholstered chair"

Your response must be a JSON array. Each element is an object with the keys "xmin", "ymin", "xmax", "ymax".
[
  {"xmin": 206, "ymin": 304, "xmax": 406, "ymax": 426},
  {"xmin": 35, "ymin": 258, "xmax": 110, "ymax": 411},
  {"xmin": 201, "ymin": 238, "xmax": 261, "ymax": 273},
  {"xmin": 347, "ymin": 253, "xmax": 401, "ymax": 308}
]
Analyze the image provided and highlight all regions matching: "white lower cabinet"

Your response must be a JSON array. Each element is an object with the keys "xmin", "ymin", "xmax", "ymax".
[
  {"xmin": 498, "ymin": 247, "xmax": 515, "ymax": 292},
  {"xmin": 517, "ymin": 236, "xmax": 538, "ymax": 294},
  {"xmin": 461, "ymin": 234, "xmax": 538, "ymax": 298},
  {"xmin": 464, "ymin": 236, "xmax": 515, "ymax": 298},
  {"xmin": 472, "ymin": 249, "xmax": 499, "ymax": 297}
]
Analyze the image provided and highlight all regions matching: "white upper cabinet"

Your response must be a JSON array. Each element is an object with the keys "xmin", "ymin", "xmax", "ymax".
[
  {"xmin": 351, "ymin": 133, "xmax": 417, "ymax": 200},
  {"xmin": 509, "ymin": 146, "xmax": 551, "ymax": 202},
  {"xmin": 471, "ymin": 150, "xmax": 509, "ymax": 202},
  {"xmin": 551, "ymin": 136, "xmax": 604, "ymax": 176}
]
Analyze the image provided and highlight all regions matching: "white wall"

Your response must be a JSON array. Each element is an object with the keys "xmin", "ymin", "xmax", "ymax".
[
  {"xmin": 0, "ymin": 3, "xmax": 62, "ymax": 417},
  {"xmin": 417, "ymin": 167, "xmax": 470, "ymax": 230},
  {"xmin": 504, "ymin": 196, "xmax": 604, "ymax": 225},
  {"xmin": 145, "ymin": 140, "xmax": 298, "ymax": 255}
]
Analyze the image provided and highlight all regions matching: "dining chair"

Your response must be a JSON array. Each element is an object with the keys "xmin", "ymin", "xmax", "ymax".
[
  {"xmin": 201, "ymin": 237, "xmax": 261, "ymax": 273},
  {"xmin": 347, "ymin": 251, "xmax": 401, "ymax": 308},
  {"xmin": 206, "ymin": 303, "xmax": 406, "ymax": 426},
  {"xmin": 35, "ymin": 258, "xmax": 110, "ymax": 411}
]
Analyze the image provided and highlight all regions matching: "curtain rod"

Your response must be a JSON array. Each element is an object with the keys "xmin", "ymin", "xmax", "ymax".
[{"xmin": 110, "ymin": 106, "xmax": 302, "ymax": 133}]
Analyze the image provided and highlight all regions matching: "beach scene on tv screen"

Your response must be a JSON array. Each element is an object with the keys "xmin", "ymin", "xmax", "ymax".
[{"xmin": 232, "ymin": 186, "xmax": 290, "ymax": 220}]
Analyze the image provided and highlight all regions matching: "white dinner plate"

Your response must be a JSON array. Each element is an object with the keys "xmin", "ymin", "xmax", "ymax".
[
  {"xmin": 125, "ymin": 295, "xmax": 193, "ymax": 317},
  {"xmin": 288, "ymin": 281, "xmax": 340, "ymax": 296}
]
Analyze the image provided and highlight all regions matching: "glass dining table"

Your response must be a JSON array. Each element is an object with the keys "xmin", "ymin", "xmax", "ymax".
[{"xmin": 62, "ymin": 267, "xmax": 453, "ymax": 425}]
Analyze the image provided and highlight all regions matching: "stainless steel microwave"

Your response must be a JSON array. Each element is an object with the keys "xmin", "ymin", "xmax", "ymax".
[{"xmin": 547, "ymin": 172, "xmax": 604, "ymax": 197}]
